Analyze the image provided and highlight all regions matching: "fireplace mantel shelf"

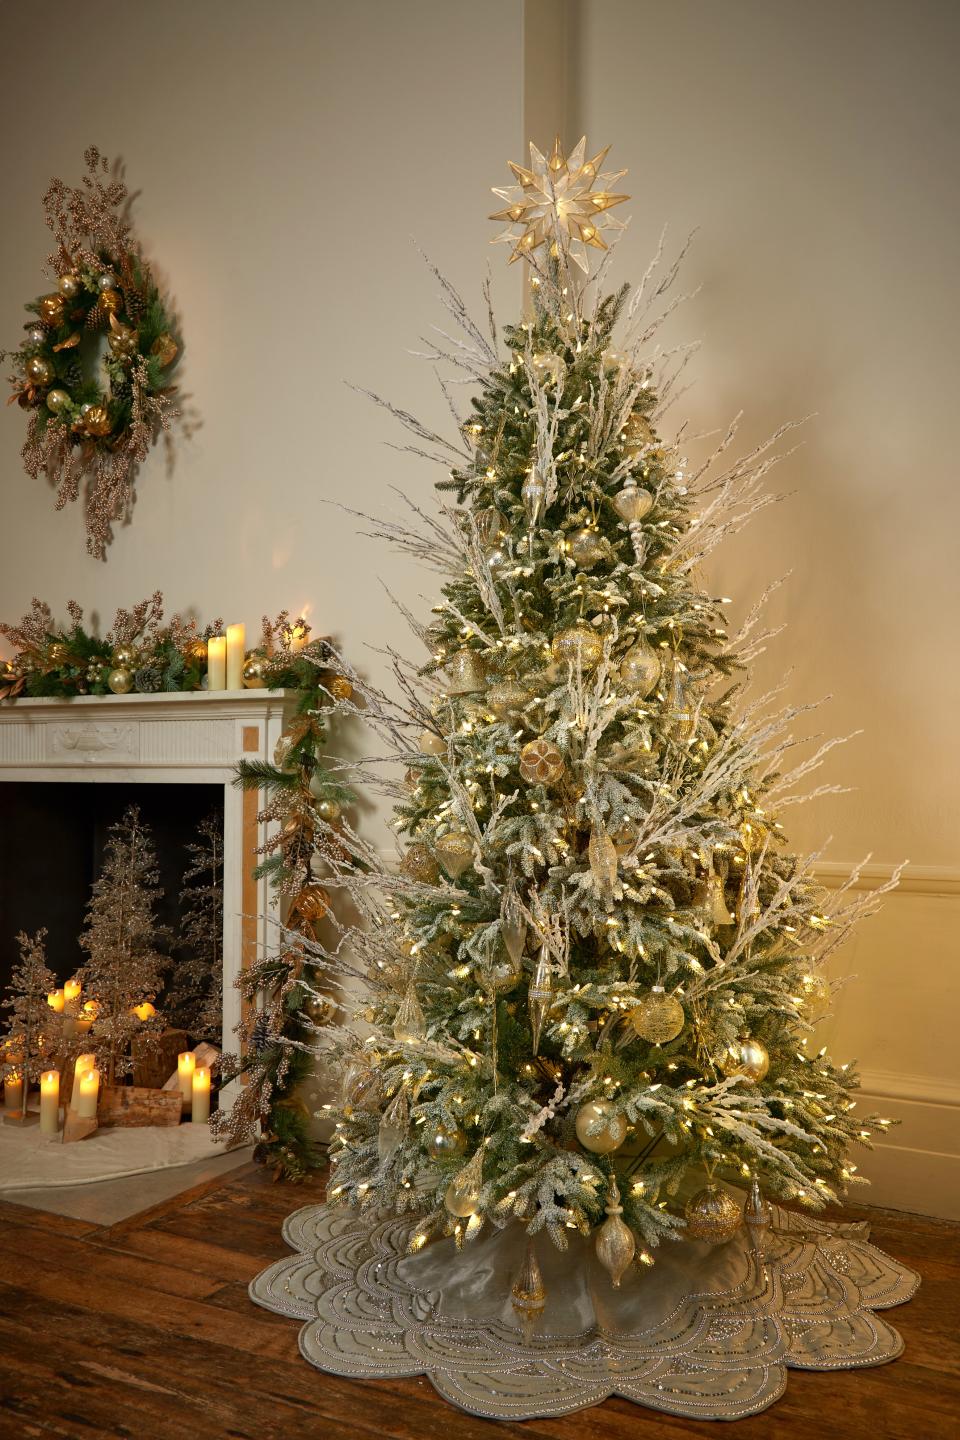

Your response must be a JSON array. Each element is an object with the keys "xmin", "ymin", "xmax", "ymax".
[{"xmin": 0, "ymin": 688, "xmax": 296, "ymax": 714}]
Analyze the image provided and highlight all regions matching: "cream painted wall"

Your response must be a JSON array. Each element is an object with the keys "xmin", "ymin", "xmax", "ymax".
[
  {"xmin": 0, "ymin": 1, "xmax": 956, "ymax": 1215},
  {"xmin": 566, "ymin": 0, "xmax": 960, "ymax": 1215}
]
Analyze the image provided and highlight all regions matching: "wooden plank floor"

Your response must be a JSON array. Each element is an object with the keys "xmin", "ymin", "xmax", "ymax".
[{"xmin": 0, "ymin": 1162, "xmax": 956, "ymax": 1440}]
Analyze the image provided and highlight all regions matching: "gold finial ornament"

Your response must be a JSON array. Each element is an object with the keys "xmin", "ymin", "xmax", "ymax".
[
  {"xmin": 510, "ymin": 1239, "xmax": 547, "ymax": 1341},
  {"xmin": 596, "ymin": 1177, "xmax": 636, "ymax": 1287},
  {"xmin": 490, "ymin": 136, "xmax": 629, "ymax": 272}
]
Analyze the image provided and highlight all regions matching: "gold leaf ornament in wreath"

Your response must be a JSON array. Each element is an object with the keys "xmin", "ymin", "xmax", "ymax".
[{"xmin": 3, "ymin": 148, "xmax": 181, "ymax": 559}]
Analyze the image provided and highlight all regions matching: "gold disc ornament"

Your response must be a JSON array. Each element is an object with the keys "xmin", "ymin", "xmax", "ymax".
[
  {"xmin": 631, "ymin": 985, "xmax": 685, "ymax": 1044},
  {"xmin": 684, "ymin": 1184, "xmax": 742, "ymax": 1244},
  {"xmin": 519, "ymin": 737, "xmax": 565, "ymax": 785},
  {"xmin": 720, "ymin": 1035, "xmax": 770, "ymax": 1083},
  {"xmin": 6, "ymin": 148, "xmax": 181, "ymax": 558},
  {"xmin": 575, "ymin": 1099, "xmax": 628, "ymax": 1154}
]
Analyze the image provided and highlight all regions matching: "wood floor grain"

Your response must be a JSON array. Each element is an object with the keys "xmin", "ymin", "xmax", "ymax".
[{"xmin": 0, "ymin": 1163, "xmax": 955, "ymax": 1440}]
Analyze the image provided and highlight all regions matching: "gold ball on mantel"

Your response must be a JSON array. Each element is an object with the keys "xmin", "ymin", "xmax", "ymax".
[
  {"xmin": 47, "ymin": 642, "xmax": 71, "ymax": 667},
  {"xmin": 242, "ymin": 655, "xmax": 268, "ymax": 688},
  {"xmin": 107, "ymin": 666, "xmax": 133, "ymax": 695},
  {"xmin": 112, "ymin": 645, "xmax": 137, "ymax": 670}
]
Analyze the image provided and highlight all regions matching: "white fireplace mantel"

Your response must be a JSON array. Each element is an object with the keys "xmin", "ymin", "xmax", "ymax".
[{"xmin": 0, "ymin": 688, "xmax": 297, "ymax": 1108}]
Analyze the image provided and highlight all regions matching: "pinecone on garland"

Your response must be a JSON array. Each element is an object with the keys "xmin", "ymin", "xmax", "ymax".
[
  {"xmin": 133, "ymin": 663, "xmax": 164, "ymax": 693},
  {"xmin": 252, "ymin": 1011, "xmax": 272, "ymax": 1054}
]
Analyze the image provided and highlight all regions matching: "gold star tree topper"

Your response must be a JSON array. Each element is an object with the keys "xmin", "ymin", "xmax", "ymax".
[{"xmin": 490, "ymin": 137, "xmax": 629, "ymax": 272}]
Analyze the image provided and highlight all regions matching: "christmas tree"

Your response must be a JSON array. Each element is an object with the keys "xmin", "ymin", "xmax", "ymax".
[
  {"xmin": 305, "ymin": 139, "xmax": 898, "ymax": 1281},
  {"xmin": 78, "ymin": 804, "xmax": 167, "ymax": 1083},
  {"xmin": 1, "ymin": 929, "xmax": 59, "ymax": 1112},
  {"xmin": 166, "ymin": 810, "xmax": 224, "ymax": 1041}
]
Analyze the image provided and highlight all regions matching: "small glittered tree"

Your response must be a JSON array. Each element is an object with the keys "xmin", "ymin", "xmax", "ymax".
[
  {"xmin": 166, "ymin": 810, "xmax": 224, "ymax": 1042},
  {"xmin": 78, "ymin": 805, "xmax": 168, "ymax": 1084},
  {"xmin": 1, "ymin": 929, "xmax": 59, "ymax": 1113}
]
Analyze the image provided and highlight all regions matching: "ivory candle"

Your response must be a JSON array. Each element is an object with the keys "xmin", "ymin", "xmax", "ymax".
[
  {"xmin": 64, "ymin": 978, "xmax": 82, "ymax": 1004},
  {"xmin": 207, "ymin": 636, "xmax": 227, "ymax": 691},
  {"xmin": 46, "ymin": 989, "xmax": 65, "ymax": 1013},
  {"xmin": 3, "ymin": 1073, "xmax": 23, "ymax": 1113},
  {"xmin": 40, "ymin": 1070, "xmax": 60, "ymax": 1137},
  {"xmin": 76, "ymin": 999, "xmax": 97, "ymax": 1035},
  {"xmin": 191, "ymin": 1066, "xmax": 211, "ymax": 1124},
  {"xmin": 76, "ymin": 1067, "xmax": 100, "ymax": 1119},
  {"xmin": 71, "ymin": 1053, "xmax": 96, "ymax": 1110},
  {"xmin": 177, "ymin": 1051, "xmax": 196, "ymax": 1106},
  {"xmin": 288, "ymin": 622, "xmax": 308, "ymax": 652},
  {"xmin": 225, "ymin": 624, "xmax": 246, "ymax": 690}
]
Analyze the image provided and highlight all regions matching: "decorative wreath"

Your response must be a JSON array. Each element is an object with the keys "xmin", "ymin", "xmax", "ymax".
[{"xmin": 3, "ymin": 148, "xmax": 180, "ymax": 559}]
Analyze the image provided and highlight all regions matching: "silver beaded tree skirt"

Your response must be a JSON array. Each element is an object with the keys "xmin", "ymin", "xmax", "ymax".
[{"xmin": 249, "ymin": 1201, "xmax": 919, "ymax": 1422}]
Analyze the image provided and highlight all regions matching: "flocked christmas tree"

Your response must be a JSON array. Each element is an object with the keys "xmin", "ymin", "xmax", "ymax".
[
  {"xmin": 1, "ymin": 929, "xmax": 59, "ymax": 1114},
  {"xmin": 79, "ymin": 804, "xmax": 167, "ymax": 1083},
  {"xmin": 166, "ymin": 810, "xmax": 223, "ymax": 1042},
  {"xmin": 292, "ymin": 138, "xmax": 899, "ymax": 1298}
]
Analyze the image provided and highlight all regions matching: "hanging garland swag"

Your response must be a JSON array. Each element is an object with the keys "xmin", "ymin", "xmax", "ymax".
[{"xmin": 3, "ymin": 147, "xmax": 180, "ymax": 559}]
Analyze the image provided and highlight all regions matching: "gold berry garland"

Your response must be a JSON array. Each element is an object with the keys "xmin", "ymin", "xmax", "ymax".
[{"xmin": 3, "ymin": 148, "xmax": 180, "ymax": 559}]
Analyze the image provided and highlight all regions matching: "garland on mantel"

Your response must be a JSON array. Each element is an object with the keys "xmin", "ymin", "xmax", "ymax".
[{"xmin": 1, "ymin": 593, "xmax": 356, "ymax": 1181}]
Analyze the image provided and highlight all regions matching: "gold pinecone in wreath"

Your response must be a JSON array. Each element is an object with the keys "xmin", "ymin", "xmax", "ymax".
[{"xmin": 2, "ymin": 147, "xmax": 181, "ymax": 559}]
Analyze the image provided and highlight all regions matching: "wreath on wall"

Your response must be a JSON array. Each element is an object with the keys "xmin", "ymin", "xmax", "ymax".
[{"xmin": 2, "ymin": 148, "xmax": 180, "ymax": 559}]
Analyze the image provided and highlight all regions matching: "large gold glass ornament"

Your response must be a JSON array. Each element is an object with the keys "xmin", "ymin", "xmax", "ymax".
[
  {"xmin": 435, "ymin": 830, "xmax": 473, "ymax": 879},
  {"xmin": 427, "ymin": 1124, "xmax": 467, "ymax": 1160},
  {"xmin": 567, "ymin": 527, "xmax": 607, "ymax": 569},
  {"xmin": 393, "ymin": 984, "xmax": 427, "ymax": 1045},
  {"xmin": 720, "ymin": 1036, "xmax": 770, "ymax": 1084},
  {"xmin": 418, "ymin": 729, "xmax": 447, "ymax": 756},
  {"xmin": 45, "ymin": 388, "xmax": 71, "ymax": 414},
  {"xmin": 490, "ymin": 136, "xmax": 629, "ymax": 273},
  {"xmin": 519, "ymin": 737, "xmax": 565, "ymax": 785},
  {"xmin": 619, "ymin": 637, "xmax": 661, "ymax": 696},
  {"xmin": 631, "ymin": 985, "xmax": 685, "ymax": 1044},
  {"xmin": 26, "ymin": 355, "xmax": 54, "ymax": 387},
  {"xmin": 399, "ymin": 842, "xmax": 440, "ymax": 885},
  {"xmin": 107, "ymin": 666, "xmax": 133, "ymax": 695},
  {"xmin": 551, "ymin": 623, "xmax": 603, "ymax": 671},
  {"xmin": 98, "ymin": 288, "xmax": 122, "ymax": 316},
  {"xmin": 112, "ymin": 645, "xmax": 137, "ymax": 669},
  {"xmin": 82, "ymin": 404, "xmax": 112, "ymax": 437},
  {"xmin": 596, "ymin": 1178, "xmax": 636, "ymax": 1286},
  {"xmin": 39, "ymin": 294, "xmax": 66, "ymax": 325},
  {"xmin": 447, "ymin": 649, "xmax": 487, "ymax": 694},
  {"xmin": 510, "ymin": 1240, "xmax": 547, "ymax": 1341},
  {"xmin": 444, "ymin": 1147, "xmax": 484, "ymax": 1217},
  {"xmin": 341, "ymin": 1059, "xmax": 382, "ymax": 1111},
  {"xmin": 315, "ymin": 797, "xmax": 342, "ymax": 823},
  {"xmin": 241, "ymin": 655, "xmax": 267, "ymax": 688},
  {"xmin": 612, "ymin": 479, "xmax": 654, "ymax": 525},
  {"xmin": 150, "ymin": 332, "xmax": 178, "ymax": 368},
  {"xmin": 684, "ymin": 1184, "xmax": 742, "ymax": 1244},
  {"xmin": 574, "ymin": 1099, "xmax": 628, "ymax": 1154}
]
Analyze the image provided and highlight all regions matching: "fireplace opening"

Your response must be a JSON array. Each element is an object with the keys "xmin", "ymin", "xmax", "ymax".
[{"xmin": 0, "ymin": 781, "xmax": 225, "ymax": 1045}]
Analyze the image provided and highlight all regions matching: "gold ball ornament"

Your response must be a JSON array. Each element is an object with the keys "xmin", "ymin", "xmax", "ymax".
[
  {"xmin": 418, "ymin": 729, "xmax": 447, "ymax": 756},
  {"xmin": 551, "ymin": 623, "xmax": 604, "ymax": 671},
  {"xmin": 619, "ymin": 638, "xmax": 662, "ymax": 696},
  {"xmin": 621, "ymin": 412, "xmax": 656, "ymax": 456},
  {"xmin": 241, "ymin": 655, "xmax": 267, "ymax": 688},
  {"xmin": 574, "ymin": 1099, "xmax": 628, "ymax": 1155},
  {"xmin": 38, "ymin": 294, "xmax": 66, "ymax": 325},
  {"xmin": 97, "ymin": 271, "xmax": 119, "ymax": 292},
  {"xmin": 684, "ymin": 1184, "xmax": 742, "ymax": 1244},
  {"xmin": 45, "ymin": 388, "xmax": 71, "ymax": 414},
  {"xmin": 519, "ymin": 737, "xmax": 565, "ymax": 786},
  {"xmin": 427, "ymin": 1124, "xmax": 467, "ymax": 1160},
  {"xmin": 25, "ymin": 354, "xmax": 54, "ymax": 386},
  {"xmin": 434, "ymin": 829, "xmax": 474, "ymax": 879},
  {"xmin": 82, "ymin": 404, "xmax": 112, "ymax": 437},
  {"xmin": 25, "ymin": 326, "xmax": 47, "ymax": 348},
  {"xmin": 720, "ymin": 1036, "xmax": 770, "ymax": 1084},
  {"xmin": 47, "ymin": 642, "xmax": 71, "ymax": 666},
  {"xmin": 112, "ymin": 645, "xmax": 137, "ymax": 669},
  {"xmin": 107, "ymin": 666, "xmax": 133, "ymax": 695},
  {"xmin": 400, "ymin": 842, "xmax": 441, "ymax": 885},
  {"xmin": 293, "ymin": 884, "xmax": 330, "ymax": 923},
  {"xmin": 57, "ymin": 273, "xmax": 80, "ymax": 299},
  {"xmin": 567, "ymin": 527, "xmax": 607, "ymax": 569},
  {"xmin": 631, "ymin": 985, "xmax": 685, "ymax": 1044},
  {"xmin": 315, "ymin": 797, "xmax": 342, "ymax": 824},
  {"xmin": 98, "ymin": 288, "xmax": 122, "ymax": 315}
]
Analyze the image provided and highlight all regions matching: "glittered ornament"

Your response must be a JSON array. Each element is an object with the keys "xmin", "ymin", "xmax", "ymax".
[
  {"xmin": 45, "ymin": 388, "xmax": 71, "ymax": 414},
  {"xmin": 510, "ymin": 1239, "xmax": 546, "ymax": 1341},
  {"xmin": 328, "ymin": 675, "xmax": 353, "ymax": 701},
  {"xmin": 393, "ymin": 984, "xmax": 426, "ymax": 1044},
  {"xmin": 568, "ymin": 527, "xmax": 606, "ymax": 569},
  {"xmin": 400, "ymin": 842, "xmax": 440, "ymax": 885},
  {"xmin": 588, "ymin": 826, "xmax": 618, "ymax": 893},
  {"xmin": 720, "ymin": 1036, "xmax": 770, "ymax": 1084},
  {"xmin": 38, "ymin": 294, "xmax": 66, "ymax": 325},
  {"xmin": 82, "ymin": 404, "xmax": 112, "ymax": 437},
  {"xmin": 596, "ymin": 1177, "xmax": 636, "ymax": 1286},
  {"xmin": 98, "ymin": 288, "xmax": 122, "ymax": 315},
  {"xmin": 487, "ymin": 680, "xmax": 530, "ymax": 719},
  {"xmin": 521, "ymin": 468, "xmax": 547, "ymax": 526},
  {"xmin": 444, "ymin": 1146, "xmax": 484, "ymax": 1217},
  {"xmin": 435, "ymin": 830, "xmax": 473, "ymax": 879},
  {"xmin": 241, "ymin": 655, "xmax": 268, "ymax": 688},
  {"xmin": 25, "ymin": 354, "xmax": 54, "ymax": 387},
  {"xmin": 447, "ymin": 649, "xmax": 487, "ymax": 694},
  {"xmin": 107, "ymin": 666, "xmax": 133, "ymax": 695},
  {"xmin": 612, "ymin": 479, "xmax": 654, "ymax": 525},
  {"xmin": 684, "ymin": 1184, "xmax": 742, "ymax": 1244},
  {"xmin": 427, "ymin": 1124, "xmax": 466, "ymax": 1160},
  {"xmin": 519, "ymin": 737, "xmax": 565, "ymax": 786},
  {"xmin": 619, "ymin": 638, "xmax": 661, "ymax": 696},
  {"xmin": 799, "ymin": 971, "xmax": 831, "ymax": 1020},
  {"xmin": 551, "ymin": 623, "xmax": 603, "ymax": 671},
  {"xmin": 527, "ymin": 953, "xmax": 554, "ymax": 1053},
  {"xmin": 631, "ymin": 985, "xmax": 685, "ymax": 1044},
  {"xmin": 377, "ymin": 1087, "xmax": 410, "ymax": 1164},
  {"xmin": 620, "ymin": 412, "xmax": 655, "ymax": 457},
  {"xmin": 575, "ymin": 1099, "xmax": 627, "ymax": 1154},
  {"xmin": 418, "ymin": 729, "xmax": 447, "ymax": 756}
]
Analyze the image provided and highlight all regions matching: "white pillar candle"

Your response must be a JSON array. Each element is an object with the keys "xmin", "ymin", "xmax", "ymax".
[
  {"xmin": 288, "ymin": 623, "xmax": 308, "ymax": 652},
  {"xmin": 70, "ymin": 1053, "xmax": 96, "ymax": 1110},
  {"xmin": 46, "ymin": 989, "xmax": 65, "ymax": 1014},
  {"xmin": 76, "ymin": 1067, "xmax": 100, "ymax": 1120},
  {"xmin": 40, "ymin": 1070, "xmax": 60, "ymax": 1137},
  {"xmin": 3, "ymin": 1073, "xmax": 23, "ymax": 1113},
  {"xmin": 191, "ymin": 1066, "xmax": 211, "ymax": 1124},
  {"xmin": 63, "ymin": 978, "xmax": 82, "ymax": 1005},
  {"xmin": 207, "ymin": 636, "xmax": 227, "ymax": 691},
  {"xmin": 177, "ymin": 1051, "xmax": 196, "ymax": 1107},
  {"xmin": 225, "ymin": 624, "xmax": 245, "ymax": 690}
]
